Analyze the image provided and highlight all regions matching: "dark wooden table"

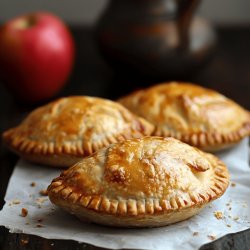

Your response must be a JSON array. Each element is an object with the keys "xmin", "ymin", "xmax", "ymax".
[{"xmin": 0, "ymin": 26, "xmax": 250, "ymax": 250}]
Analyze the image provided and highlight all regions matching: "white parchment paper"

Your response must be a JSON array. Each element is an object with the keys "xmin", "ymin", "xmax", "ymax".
[{"xmin": 0, "ymin": 139, "xmax": 250, "ymax": 250}]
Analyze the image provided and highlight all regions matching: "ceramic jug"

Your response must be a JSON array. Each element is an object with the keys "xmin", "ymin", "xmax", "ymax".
[{"xmin": 96, "ymin": 0, "xmax": 216, "ymax": 79}]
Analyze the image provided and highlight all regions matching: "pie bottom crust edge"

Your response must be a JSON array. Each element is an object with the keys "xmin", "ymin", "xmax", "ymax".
[
  {"xmin": 48, "ymin": 155, "xmax": 229, "ymax": 228},
  {"xmin": 49, "ymin": 195, "xmax": 207, "ymax": 228}
]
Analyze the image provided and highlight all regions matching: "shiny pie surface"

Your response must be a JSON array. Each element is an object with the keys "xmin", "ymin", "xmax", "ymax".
[
  {"xmin": 48, "ymin": 137, "xmax": 229, "ymax": 227},
  {"xmin": 119, "ymin": 82, "xmax": 250, "ymax": 151},
  {"xmin": 3, "ymin": 96, "xmax": 154, "ymax": 167}
]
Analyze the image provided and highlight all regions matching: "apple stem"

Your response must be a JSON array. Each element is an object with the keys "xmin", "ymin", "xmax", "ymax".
[{"xmin": 14, "ymin": 16, "xmax": 36, "ymax": 29}]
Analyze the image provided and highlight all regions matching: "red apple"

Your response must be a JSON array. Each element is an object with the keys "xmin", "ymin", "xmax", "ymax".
[{"xmin": 0, "ymin": 12, "xmax": 74, "ymax": 103}]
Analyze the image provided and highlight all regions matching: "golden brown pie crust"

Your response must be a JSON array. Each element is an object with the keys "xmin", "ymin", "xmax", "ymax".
[
  {"xmin": 118, "ymin": 82, "xmax": 250, "ymax": 151},
  {"xmin": 3, "ymin": 96, "xmax": 154, "ymax": 167},
  {"xmin": 48, "ymin": 137, "xmax": 229, "ymax": 228}
]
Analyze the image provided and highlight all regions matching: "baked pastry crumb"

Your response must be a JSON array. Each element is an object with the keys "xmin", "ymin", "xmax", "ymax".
[
  {"xmin": 30, "ymin": 182, "xmax": 36, "ymax": 187},
  {"xmin": 214, "ymin": 211, "xmax": 224, "ymax": 220},
  {"xmin": 233, "ymin": 216, "xmax": 239, "ymax": 221},
  {"xmin": 39, "ymin": 189, "xmax": 48, "ymax": 196},
  {"xmin": 36, "ymin": 197, "xmax": 47, "ymax": 203},
  {"xmin": 35, "ymin": 197, "xmax": 48, "ymax": 208},
  {"xmin": 207, "ymin": 235, "xmax": 217, "ymax": 241},
  {"xmin": 231, "ymin": 182, "xmax": 236, "ymax": 187},
  {"xmin": 12, "ymin": 199, "xmax": 21, "ymax": 205},
  {"xmin": 21, "ymin": 208, "xmax": 28, "ymax": 217},
  {"xmin": 20, "ymin": 238, "xmax": 29, "ymax": 245}
]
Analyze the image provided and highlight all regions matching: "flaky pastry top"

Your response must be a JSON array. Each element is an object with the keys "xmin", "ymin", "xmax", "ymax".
[
  {"xmin": 119, "ymin": 82, "xmax": 250, "ymax": 135},
  {"xmin": 3, "ymin": 96, "xmax": 154, "ymax": 156},
  {"xmin": 50, "ymin": 137, "xmax": 229, "ymax": 204}
]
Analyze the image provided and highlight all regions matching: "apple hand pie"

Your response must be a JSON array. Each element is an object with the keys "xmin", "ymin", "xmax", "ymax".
[
  {"xmin": 3, "ymin": 96, "xmax": 154, "ymax": 167},
  {"xmin": 119, "ymin": 82, "xmax": 250, "ymax": 151},
  {"xmin": 48, "ymin": 137, "xmax": 229, "ymax": 228}
]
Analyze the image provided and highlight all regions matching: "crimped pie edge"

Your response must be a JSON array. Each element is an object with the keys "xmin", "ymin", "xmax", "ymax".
[
  {"xmin": 153, "ymin": 117, "xmax": 250, "ymax": 151},
  {"xmin": 3, "ymin": 119, "xmax": 153, "ymax": 157}
]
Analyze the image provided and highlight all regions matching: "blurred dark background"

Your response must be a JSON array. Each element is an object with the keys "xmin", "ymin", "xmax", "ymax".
[
  {"xmin": 0, "ymin": 0, "xmax": 250, "ymax": 105},
  {"xmin": 1, "ymin": 0, "xmax": 250, "ymax": 25}
]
